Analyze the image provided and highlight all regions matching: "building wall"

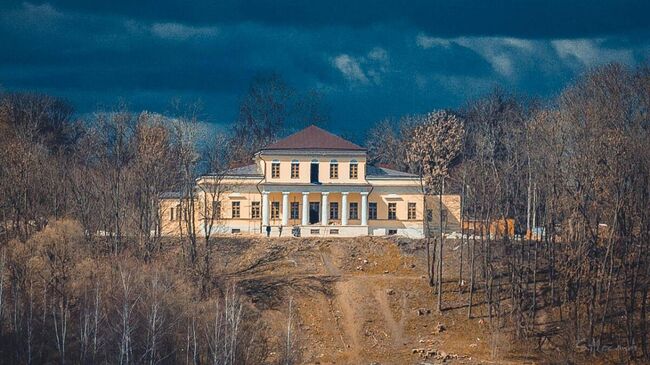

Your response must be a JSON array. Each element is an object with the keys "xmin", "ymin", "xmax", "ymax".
[
  {"xmin": 159, "ymin": 180, "xmax": 461, "ymax": 239},
  {"xmin": 463, "ymin": 218, "xmax": 515, "ymax": 238},
  {"xmin": 425, "ymin": 195, "xmax": 462, "ymax": 233},
  {"xmin": 160, "ymin": 177, "xmax": 264, "ymax": 236},
  {"xmin": 365, "ymin": 192, "xmax": 461, "ymax": 238},
  {"xmin": 158, "ymin": 156, "xmax": 461, "ymax": 238},
  {"xmin": 257, "ymin": 153, "xmax": 367, "ymax": 185}
]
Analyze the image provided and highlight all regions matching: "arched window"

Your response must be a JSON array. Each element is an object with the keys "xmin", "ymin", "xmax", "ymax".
[
  {"xmin": 349, "ymin": 159, "xmax": 359, "ymax": 179},
  {"xmin": 330, "ymin": 159, "xmax": 339, "ymax": 179}
]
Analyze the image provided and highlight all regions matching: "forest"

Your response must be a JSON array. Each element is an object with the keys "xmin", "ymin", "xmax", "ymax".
[{"xmin": 0, "ymin": 63, "xmax": 648, "ymax": 364}]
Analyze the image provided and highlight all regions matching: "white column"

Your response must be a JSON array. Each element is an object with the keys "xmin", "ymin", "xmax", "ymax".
[
  {"xmin": 262, "ymin": 192, "xmax": 270, "ymax": 227},
  {"xmin": 301, "ymin": 192, "xmax": 309, "ymax": 226},
  {"xmin": 361, "ymin": 192, "xmax": 368, "ymax": 226},
  {"xmin": 281, "ymin": 192, "xmax": 289, "ymax": 226},
  {"xmin": 321, "ymin": 192, "xmax": 329, "ymax": 225},
  {"xmin": 341, "ymin": 192, "xmax": 349, "ymax": 225}
]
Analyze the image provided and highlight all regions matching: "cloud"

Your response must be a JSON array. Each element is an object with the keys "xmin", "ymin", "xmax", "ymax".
[
  {"xmin": 150, "ymin": 22, "xmax": 219, "ymax": 40},
  {"xmin": 417, "ymin": 34, "xmax": 538, "ymax": 77},
  {"xmin": 22, "ymin": 2, "xmax": 63, "ymax": 20},
  {"xmin": 331, "ymin": 47, "xmax": 389, "ymax": 85},
  {"xmin": 15, "ymin": 0, "xmax": 649, "ymax": 39},
  {"xmin": 0, "ymin": 2, "xmax": 65, "ymax": 32},
  {"xmin": 415, "ymin": 33, "xmax": 644, "ymax": 79},
  {"xmin": 367, "ymin": 47, "xmax": 388, "ymax": 62},
  {"xmin": 0, "ymin": 0, "xmax": 648, "ymax": 134},
  {"xmin": 333, "ymin": 54, "xmax": 368, "ymax": 83},
  {"xmin": 416, "ymin": 34, "xmax": 450, "ymax": 49},
  {"xmin": 551, "ymin": 38, "xmax": 634, "ymax": 67}
]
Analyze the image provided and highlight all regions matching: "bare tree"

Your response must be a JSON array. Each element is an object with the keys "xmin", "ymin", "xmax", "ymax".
[
  {"xmin": 366, "ymin": 119, "xmax": 402, "ymax": 168},
  {"xmin": 169, "ymin": 106, "xmax": 203, "ymax": 265},
  {"xmin": 94, "ymin": 108, "xmax": 136, "ymax": 253},
  {"xmin": 0, "ymin": 248, "xmax": 5, "ymax": 331},
  {"xmin": 229, "ymin": 73, "xmax": 328, "ymax": 164},
  {"xmin": 131, "ymin": 112, "xmax": 177, "ymax": 258},
  {"xmin": 197, "ymin": 133, "xmax": 232, "ymax": 296},
  {"xmin": 114, "ymin": 265, "xmax": 139, "ymax": 365}
]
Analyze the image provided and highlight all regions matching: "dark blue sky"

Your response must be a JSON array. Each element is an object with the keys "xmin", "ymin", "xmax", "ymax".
[{"xmin": 1, "ymin": 1, "xmax": 649, "ymax": 138}]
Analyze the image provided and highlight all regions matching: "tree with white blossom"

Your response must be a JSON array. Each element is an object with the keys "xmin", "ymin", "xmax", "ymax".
[{"xmin": 406, "ymin": 110, "xmax": 464, "ymax": 311}]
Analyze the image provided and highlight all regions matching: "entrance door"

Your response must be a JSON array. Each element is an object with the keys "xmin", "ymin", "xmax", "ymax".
[
  {"xmin": 309, "ymin": 202, "xmax": 320, "ymax": 224},
  {"xmin": 310, "ymin": 162, "xmax": 319, "ymax": 183}
]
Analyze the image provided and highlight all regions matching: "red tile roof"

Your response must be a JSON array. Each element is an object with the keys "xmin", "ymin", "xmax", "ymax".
[{"xmin": 262, "ymin": 125, "xmax": 365, "ymax": 151}]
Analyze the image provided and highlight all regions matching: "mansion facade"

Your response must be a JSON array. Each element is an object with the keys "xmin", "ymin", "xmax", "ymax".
[{"xmin": 160, "ymin": 126, "xmax": 460, "ymax": 238}]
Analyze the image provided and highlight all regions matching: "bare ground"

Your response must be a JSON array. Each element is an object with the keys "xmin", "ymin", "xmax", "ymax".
[{"xmin": 217, "ymin": 236, "xmax": 542, "ymax": 364}]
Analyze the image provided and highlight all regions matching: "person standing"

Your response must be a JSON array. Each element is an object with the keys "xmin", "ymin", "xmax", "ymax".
[
  {"xmin": 279, "ymin": 224, "xmax": 283, "ymax": 237},
  {"xmin": 266, "ymin": 225, "xmax": 271, "ymax": 237}
]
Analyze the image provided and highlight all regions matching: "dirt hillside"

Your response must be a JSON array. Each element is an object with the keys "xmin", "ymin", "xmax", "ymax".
[{"xmin": 219, "ymin": 236, "xmax": 539, "ymax": 364}]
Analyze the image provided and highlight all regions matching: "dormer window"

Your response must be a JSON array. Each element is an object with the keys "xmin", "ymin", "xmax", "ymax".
[
  {"xmin": 330, "ymin": 160, "xmax": 338, "ymax": 179},
  {"xmin": 350, "ymin": 160, "xmax": 358, "ymax": 179},
  {"xmin": 291, "ymin": 160, "xmax": 299, "ymax": 179},
  {"xmin": 271, "ymin": 161, "xmax": 280, "ymax": 178}
]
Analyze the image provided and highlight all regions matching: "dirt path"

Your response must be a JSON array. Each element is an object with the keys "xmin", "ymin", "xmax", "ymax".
[
  {"xmin": 374, "ymin": 288, "xmax": 407, "ymax": 348},
  {"xmin": 320, "ymin": 246, "xmax": 425, "ymax": 343},
  {"xmin": 319, "ymin": 247, "xmax": 365, "ymax": 363},
  {"xmin": 333, "ymin": 281, "xmax": 364, "ymax": 356},
  {"xmin": 319, "ymin": 250, "xmax": 341, "ymax": 276},
  {"xmin": 280, "ymin": 239, "xmax": 496, "ymax": 364}
]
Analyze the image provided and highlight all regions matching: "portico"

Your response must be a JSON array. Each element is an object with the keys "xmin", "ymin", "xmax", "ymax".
[{"xmin": 260, "ymin": 188, "xmax": 370, "ymax": 236}]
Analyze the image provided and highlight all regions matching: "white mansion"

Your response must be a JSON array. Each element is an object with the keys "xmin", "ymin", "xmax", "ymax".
[{"xmin": 161, "ymin": 126, "xmax": 460, "ymax": 238}]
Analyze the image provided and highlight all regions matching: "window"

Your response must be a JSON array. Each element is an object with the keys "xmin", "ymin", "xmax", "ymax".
[
  {"xmin": 170, "ymin": 207, "xmax": 175, "ymax": 221},
  {"xmin": 330, "ymin": 160, "xmax": 338, "ymax": 179},
  {"xmin": 291, "ymin": 161, "xmax": 300, "ymax": 179},
  {"xmin": 310, "ymin": 229, "xmax": 320, "ymax": 234},
  {"xmin": 271, "ymin": 202, "xmax": 280, "ymax": 219},
  {"xmin": 290, "ymin": 202, "xmax": 299, "ymax": 219},
  {"xmin": 212, "ymin": 201, "xmax": 221, "ymax": 219},
  {"xmin": 388, "ymin": 203, "xmax": 397, "ymax": 220},
  {"xmin": 330, "ymin": 229, "xmax": 339, "ymax": 235},
  {"xmin": 369, "ymin": 202, "xmax": 377, "ymax": 220},
  {"xmin": 231, "ymin": 229, "xmax": 241, "ymax": 234},
  {"xmin": 271, "ymin": 161, "xmax": 280, "ymax": 178},
  {"xmin": 231, "ymin": 201, "xmax": 240, "ymax": 218},
  {"xmin": 176, "ymin": 204, "xmax": 182, "ymax": 220},
  {"xmin": 310, "ymin": 160, "xmax": 319, "ymax": 183},
  {"xmin": 251, "ymin": 201, "xmax": 261, "ymax": 219},
  {"xmin": 349, "ymin": 160, "xmax": 358, "ymax": 179},
  {"xmin": 349, "ymin": 202, "xmax": 358, "ymax": 220},
  {"xmin": 388, "ymin": 229, "xmax": 397, "ymax": 235},
  {"xmin": 329, "ymin": 202, "xmax": 339, "ymax": 220},
  {"xmin": 408, "ymin": 203, "xmax": 417, "ymax": 220}
]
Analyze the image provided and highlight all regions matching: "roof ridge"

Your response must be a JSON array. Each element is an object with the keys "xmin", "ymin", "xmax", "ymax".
[
  {"xmin": 367, "ymin": 164, "xmax": 417, "ymax": 178},
  {"xmin": 222, "ymin": 164, "xmax": 261, "ymax": 176}
]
